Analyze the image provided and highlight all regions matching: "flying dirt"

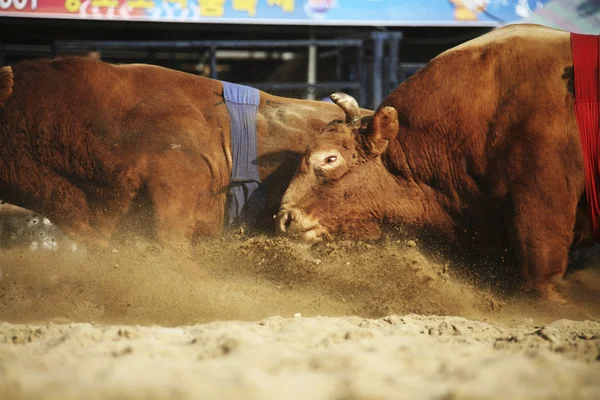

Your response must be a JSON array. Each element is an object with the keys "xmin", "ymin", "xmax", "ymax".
[{"xmin": 0, "ymin": 206, "xmax": 599, "ymax": 399}]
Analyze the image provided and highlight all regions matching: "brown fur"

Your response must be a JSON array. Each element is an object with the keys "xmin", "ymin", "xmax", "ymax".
[
  {"xmin": 0, "ymin": 56, "xmax": 371, "ymax": 247},
  {"xmin": 0, "ymin": 66, "xmax": 13, "ymax": 107},
  {"xmin": 278, "ymin": 25, "xmax": 589, "ymax": 302}
]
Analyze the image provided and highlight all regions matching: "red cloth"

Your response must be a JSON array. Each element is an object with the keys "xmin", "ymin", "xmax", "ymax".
[{"xmin": 571, "ymin": 33, "xmax": 600, "ymax": 241}]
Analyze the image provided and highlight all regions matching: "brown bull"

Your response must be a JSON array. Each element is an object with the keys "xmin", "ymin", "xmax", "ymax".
[
  {"xmin": 277, "ymin": 25, "xmax": 594, "ymax": 302},
  {"xmin": 0, "ymin": 56, "xmax": 370, "ymax": 246}
]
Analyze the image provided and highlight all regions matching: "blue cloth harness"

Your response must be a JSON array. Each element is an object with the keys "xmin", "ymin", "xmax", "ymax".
[{"xmin": 222, "ymin": 81, "xmax": 267, "ymax": 227}]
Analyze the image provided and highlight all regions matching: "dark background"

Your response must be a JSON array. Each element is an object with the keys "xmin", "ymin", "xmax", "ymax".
[{"xmin": 0, "ymin": 17, "xmax": 492, "ymax": 105}]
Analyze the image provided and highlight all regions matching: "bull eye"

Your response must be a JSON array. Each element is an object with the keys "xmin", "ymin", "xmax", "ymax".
[{"xmin": 324, "ymin": 155, "xmax": 337, "ymax": 164}]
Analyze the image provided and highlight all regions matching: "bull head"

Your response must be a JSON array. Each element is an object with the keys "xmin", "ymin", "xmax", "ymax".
[{"xmin": 277, "ymin": 94, "xmax": 400, "ymax": 242}]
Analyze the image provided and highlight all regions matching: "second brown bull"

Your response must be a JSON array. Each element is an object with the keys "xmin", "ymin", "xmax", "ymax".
[
  {"xmin": 0, "ymin": 56, "xmax": 371, "ymax": 247},
  {"xmin": 277, "ymin": 25, "xmax": 597, "ymax": 302}
]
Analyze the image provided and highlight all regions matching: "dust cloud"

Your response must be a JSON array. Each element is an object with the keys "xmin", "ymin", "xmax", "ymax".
[{"xmin": 1, "ymin": 229, "xmax": 598, "ymax": 327}]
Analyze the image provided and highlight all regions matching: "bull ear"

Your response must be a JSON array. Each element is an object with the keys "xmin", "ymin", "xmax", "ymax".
[{"xmin": 362, "ymin": 106, "xmax": 399, "ymax": 155}]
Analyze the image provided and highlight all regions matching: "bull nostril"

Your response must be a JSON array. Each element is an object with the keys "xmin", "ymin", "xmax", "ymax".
[
  {"xmin": 277, "ymin": 208, "xmax": 297, "ymax": 234},
  {"xmin": 277, "ymin": 210, "xmax": 289, "ymax": 233},
  {"xmin": 284, "ymin": 212, "xmax": 293, "ymax": 230}
]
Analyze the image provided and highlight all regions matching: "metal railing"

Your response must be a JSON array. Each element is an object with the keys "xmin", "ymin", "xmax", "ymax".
[
  {"xmin": 1, "ymin": 32, "xmax": 412, "ymax": 109},
  {"xmin": 52, "ymin": 38, "xmax": 368, "ymax": 106}
]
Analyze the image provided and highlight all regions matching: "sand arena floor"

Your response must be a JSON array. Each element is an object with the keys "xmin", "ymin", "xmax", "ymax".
[{"xmin": 0, "ymin": 206, "xmax": 599, "ymax": 399}]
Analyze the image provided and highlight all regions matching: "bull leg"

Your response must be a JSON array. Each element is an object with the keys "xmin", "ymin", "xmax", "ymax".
[
  {"xmin": 146, "ymin": 156, "xmax": 225, "ymax": 245},
  {"xmin": 0, "ymin": 156, "xmax": 109, "ymax": 246},
  {"xmin": 0, "ymin": 154, "xmax": 148, "ymax": 248},
  {"xmin": 506, "ymin": 190, "xmax": 578, "ymax": 303}
]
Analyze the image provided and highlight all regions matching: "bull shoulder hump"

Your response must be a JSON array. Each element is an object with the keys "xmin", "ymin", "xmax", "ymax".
[{"xmin": 437, "ymin": 24, "xmax": 569, "ymax": 58}]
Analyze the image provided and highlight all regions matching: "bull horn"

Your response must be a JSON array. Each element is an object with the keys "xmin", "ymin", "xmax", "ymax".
[{"xmin": 330, "ymin": 92, "xmax": 361, "ymax": 129}]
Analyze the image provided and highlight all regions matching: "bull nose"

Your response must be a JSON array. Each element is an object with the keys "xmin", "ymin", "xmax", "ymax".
[
  {"xmin": 276, "ymin": 207, "xmax": 295, "ymax": 234},
  {"xmin": 276, "ymin": 206, "xmax": 328, "ymax": 243}
]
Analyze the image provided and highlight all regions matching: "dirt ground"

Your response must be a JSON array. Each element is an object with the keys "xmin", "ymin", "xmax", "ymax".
[{"xmin": 0, "ymin": 208, "xmax": 599, "ymax": 399}]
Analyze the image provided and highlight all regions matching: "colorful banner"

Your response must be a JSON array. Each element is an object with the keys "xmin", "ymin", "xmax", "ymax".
[
  {"xmin": 517, "ymin": 0, "xmax": 600, "ymax": 34},
  {"xmin": 0, "ymin": 0, "xmax": 551, "ymax": 26}
]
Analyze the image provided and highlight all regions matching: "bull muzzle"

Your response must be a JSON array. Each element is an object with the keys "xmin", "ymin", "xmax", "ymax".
[{"xmin": 276, "ymin": 206, "xmax": 329, "ymax": 243}]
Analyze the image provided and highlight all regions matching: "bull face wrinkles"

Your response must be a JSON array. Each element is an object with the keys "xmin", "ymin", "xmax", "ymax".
[{"xmin": 277, "ymin": 93, "xmax": 401, "ymax": 243}]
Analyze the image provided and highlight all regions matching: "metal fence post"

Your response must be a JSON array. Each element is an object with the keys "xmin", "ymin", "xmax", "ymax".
[
  {"xmin": 307, "ymin": 36, "xmax": 317, "ymax": 100},
  {"xmin": 357, "ymin": 42, "xmax": 366, "ymax": 107},
  {"xmin": 388, "ymin": 32, "xmax": 403, "ymax": 95},
  {"xmin": 371, "ymin": 31, "xmax": 385, "ymax": 109},
  {"xmin": 210, "ymin": 46, "xmax": 218, "ymax": 79},
  {"xmin": 335, "ymin": 47, "xmax": 342, "ymax": 81}
]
